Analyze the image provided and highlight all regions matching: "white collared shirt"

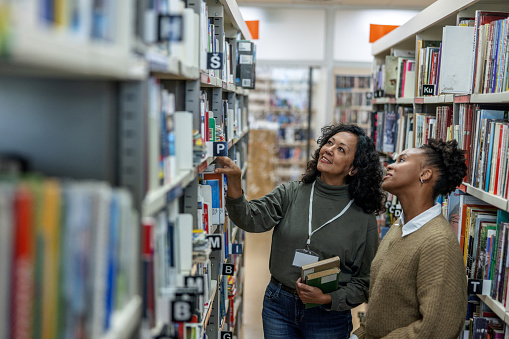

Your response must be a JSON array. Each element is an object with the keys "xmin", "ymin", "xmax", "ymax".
[{"xmin": 400, "ymin": 203, "xmax": 442, "ymax": 237}]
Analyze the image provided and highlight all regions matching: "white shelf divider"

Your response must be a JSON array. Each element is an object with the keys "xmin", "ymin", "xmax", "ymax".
[
  {"xmin": 372, "ymin": 0, "xmax": 479, "ymax": 56},
  {"xmin": 477, "ymin": 294, "xmax": 509, "ymax": 325},
  {"xmin": 464, "ymin": 183, "xmax": 509, "ymax": 211},
  {"xmin": 100, "ymin": 295, "xmax": 143, "ymax": 339}
]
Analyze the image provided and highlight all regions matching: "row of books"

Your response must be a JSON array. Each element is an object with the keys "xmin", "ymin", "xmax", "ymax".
[
  {"xmin": 472, "ymin": 13, "xmax": 509, "ymax": 95},
  {"xmin": 372, "ymin": 104, "xmax": 509, "ymax": 201},
  {"xmin": 334, "ymin": 108, "xmax": 370, "ymax": 126},
  {"xmin": 0, "ymin": 177, "xmax": 138, "ymax": 339},
  {"xmin": 381, "ymin": 55, "xmax": 417, "ymax": 98},
  {"xmin": 464, "ymin": 108, "xmax": 509, "ymax": 198},
  {"xmin": 37, "ymin": 0, "xmax": 117, "ymax": 42},
  {"xmin": 142, "ymin": 0, "xmax": 199, "ymax": 70},
  {"xmin": 142, "ymin": 216, "xmax": 243, "ymax": 338},
  {"xmin": 336, "ymin": 91, "xmax": 371, "ymax": 107},
  {"xmin": 199, "ymin": 89, "xmax": 247, "ymax": 144},
  {"xmin": 463, "ymin": 296, "xmax": 507, "ymax": 338},
  {"xmin": 142, "ymin": 0, "xmax": 251, "ymax": 87},
  {"xmin": 376, "ymin": 11, "xmax": 509, "ymax": 98},
  {"xmin": 278, "ymin": 126, "xmax": 309, "ymax": 143},
  {"xmin": 446, "ymin": 190, "xmax": 509, "ymax": 304},
  {"xmin": 279, "ymin": 147, "xmax": 304, "ymax": 161},
  {"xmin": 335, "ymin": 75, "xmax": 371, "ymax": 89},
  {"xmin": 147, "ymin": 77, "xmax": 194, "ymax": 192}
]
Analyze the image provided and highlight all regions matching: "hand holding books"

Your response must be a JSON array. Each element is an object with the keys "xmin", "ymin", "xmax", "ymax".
[{"xmin": 297, "ymin": 256, "xmax": 341, "ymax": 309}]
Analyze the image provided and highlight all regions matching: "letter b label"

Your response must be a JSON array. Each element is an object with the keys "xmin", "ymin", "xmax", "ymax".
[{"xmin": 222, "ymin": 263, "xmax": 234, "ymax": 276}]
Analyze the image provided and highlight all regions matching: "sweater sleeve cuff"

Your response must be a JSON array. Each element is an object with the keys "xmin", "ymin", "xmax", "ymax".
[
  {"xmin": 328, "ymin": 288, "xmax": 349, "ymax": 312},
  {"xmin": 353, "ymin": 326, "xmax": 365, "ymax": 338},
  {"xmin": 225, "ymin": 190, "xmax": 245, "ymax": 204}
]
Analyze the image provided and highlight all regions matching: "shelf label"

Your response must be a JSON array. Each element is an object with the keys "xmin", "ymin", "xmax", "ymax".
[
  {"xmin": 221, "ymin": 331, "xmax": 233, "ymax": 339},
  {"xmin": 207, "ymin": 53, "xmax": 224, "ymax": 70},
  {"xmin": 213, "ymin": 142, "xmax": 228, "ymax": 156},
  {"xmin": 185, "ymin": 276, "xmax": 205, "ymax": 295},
  {"xmin": 158, "ymin": 15, "xmax": 183, "ymax": 42},
  {"xmin": 231, "ymin": 243, "xmax": 243, "ymax": 254},
  {"xmin": 222, "ymin": 263, "xmax": 235, "ymax": 276},
  {"xmin": 207, "ymin": 234, "xmax": 222, "ymax": 250},
  {"xmin": 467, "ymin": 279, "xmax": 491, "ymax": 295},
  {"xmin": 455, "ymin": 95, "xmax": 470, "ymax": 103},
  {"xmin": 422, "ymin": 84, "xmax": 435, "ymax": 96},
  {"xmin": 172, "ymin": 300, "xmax": 193, "ymax": 322}
]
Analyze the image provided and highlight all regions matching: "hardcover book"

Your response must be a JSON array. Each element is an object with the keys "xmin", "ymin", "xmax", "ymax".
[{"xmin": 305, "ymin": 267, "xmax": 340, "ymax": 309}]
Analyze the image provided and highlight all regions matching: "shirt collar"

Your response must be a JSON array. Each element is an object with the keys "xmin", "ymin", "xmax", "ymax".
[{"xmin": 400, "ymin": 203, "xmax": 442, "ymax": 237}]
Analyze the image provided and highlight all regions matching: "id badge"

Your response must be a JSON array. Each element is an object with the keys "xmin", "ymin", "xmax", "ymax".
[{"xmin": 292, "ymin": 249, "xmax": 319, "ymax": 267}]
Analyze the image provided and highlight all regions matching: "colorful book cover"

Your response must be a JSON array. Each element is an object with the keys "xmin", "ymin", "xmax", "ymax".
[
  {"xmin": 41, "ymin": 179, "xmax": 62, "ymax": 339},
  {"xmin": 12, "ymin": 184, "xmax": 35, "ymax": 339}
]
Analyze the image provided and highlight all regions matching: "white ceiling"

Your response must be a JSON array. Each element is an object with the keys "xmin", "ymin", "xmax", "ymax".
[{"xmin": 237, "ymin": 0, "xmax": 436, "ymax": 9}]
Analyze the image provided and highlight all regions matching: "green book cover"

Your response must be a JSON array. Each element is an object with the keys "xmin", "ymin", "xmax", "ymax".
[
  {"xmin": 209, "ymin": 117, "xmax": 216, "ymax": 142},
  {"xmin": 305, "ymin": 267, "xmax": 340, "ymax": 309}
]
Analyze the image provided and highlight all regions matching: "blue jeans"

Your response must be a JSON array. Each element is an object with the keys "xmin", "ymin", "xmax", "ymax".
[{"xmin": 262, "ymin": 281, "xmax": 353, "ymax": 339}]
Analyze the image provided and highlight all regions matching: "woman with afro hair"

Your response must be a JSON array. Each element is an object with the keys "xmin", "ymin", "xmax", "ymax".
[
  {"xmin": 215, "ymin": 123, "xmax": 385, "ymax": 339},
  {"xmin": 353, "ymin": 138, "xmax": 468, "ymax": 339}
]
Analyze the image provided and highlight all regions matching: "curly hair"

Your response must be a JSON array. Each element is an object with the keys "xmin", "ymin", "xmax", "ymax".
[
  {"xmin": 420, "ymin": 138, "xmax": 467, "ymax": 199},
  {"xmin": 302, "ymin": 123, "xmax": 386, "ymax": 214}
]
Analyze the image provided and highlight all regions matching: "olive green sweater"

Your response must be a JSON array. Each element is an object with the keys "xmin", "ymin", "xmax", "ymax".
[
  {"xmin": 225, "ymin": 177, "xmax": 379, "ymax": 312},
  {"xmin": 354, "ymin": 215, "xmax": 468, "ymax": 339}
]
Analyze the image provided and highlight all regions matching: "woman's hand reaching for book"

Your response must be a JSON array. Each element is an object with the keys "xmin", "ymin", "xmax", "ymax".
[
  {"xmin": 215, "ymin": 156, "xmax": 243, "ymax": 199},
  {"xmin": 295, "ymin": 277, "xmax": 332, "ymax": 306}
]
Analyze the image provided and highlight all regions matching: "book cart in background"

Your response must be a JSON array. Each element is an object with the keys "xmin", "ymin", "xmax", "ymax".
[
  {"xmin": 248, "ymin": 65, "xmax": 316, "ymax": 186},
  {"xmin": 333, "ymin": 68, "xmax": 373, "ymax": 136},
  {"xmin": 370, "ymin": 0, "xmax": 509, "ymax": 335},
  {"xmin": 0, "ymin": 1, "xmax": 253, "ymax": 338}
]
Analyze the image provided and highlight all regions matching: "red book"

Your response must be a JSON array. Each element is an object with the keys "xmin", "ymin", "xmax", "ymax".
[
  {"xmin": 142, "ymin": 217, "xmax": 155, "ymax": 328},
  {"xmin": 11, "ymin": 185, "xmax": 34, "ymax": 339}
]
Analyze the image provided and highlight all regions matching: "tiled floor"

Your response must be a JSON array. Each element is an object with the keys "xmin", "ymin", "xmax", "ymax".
[{"xmin": 240, "ymin": 230, "xmax": 366, "ymax": 339}]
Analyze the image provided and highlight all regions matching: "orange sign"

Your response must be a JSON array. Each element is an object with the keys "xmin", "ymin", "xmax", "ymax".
[
  {"xmin": 246, "ymin": 20, "xmax": 259, "ymax": 40},
  {"xmin": 369, "ymin": 24, "xmax": 399, "ymax": 43}
]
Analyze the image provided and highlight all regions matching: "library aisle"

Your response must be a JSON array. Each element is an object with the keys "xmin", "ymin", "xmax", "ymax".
[
  {"xmin": 241, "ymin": 231, "xmax": 272, "ymax": 339},
  {"xmin": 240, "ymin": 230, "xmax": 365, "ymax": 338}
]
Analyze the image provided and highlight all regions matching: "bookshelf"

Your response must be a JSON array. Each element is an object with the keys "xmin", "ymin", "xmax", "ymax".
[
  {"xmin": 333, "ymin": 68, "xmax": 372, "ymax": 135},
  {"xmin": 248, "ymin": 65, "xmax": 316, "ymax": 186},
  {"xmin": 370, "ymin": 0, "xmax": 509, "ymax": 332},
  {"xmin": 0, "ymin": 1, "xmax": 253, "ymax": 339}
]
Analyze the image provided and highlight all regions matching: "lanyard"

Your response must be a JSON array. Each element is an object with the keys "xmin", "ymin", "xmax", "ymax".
[{"xmin": 307, "ymin": 181, "xmax": 354, "ymax": 249}]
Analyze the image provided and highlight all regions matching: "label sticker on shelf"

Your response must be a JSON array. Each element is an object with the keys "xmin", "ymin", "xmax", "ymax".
[
  {"xmin": 239, "ymin": 55, "xmax": 253, "ymax": 65},
  {"xmin": 207, "ymin": 53, "xmax": 223, "ymax": 70},
  {"xmin": 212, "ymin": 142, "xmax": 228, "ymax": 156},
  {"xmin": 207, "ymin": 234, "xmax": 222, "ymax": 250},
  {"xmin": 231, "ymin": 244, "xmax": 243, "ymax": 254},
  {"xmin": 172, "ymin": 300, "xmax": 193, "ymax": 322},
  {"xmin": 221, "ymin": 331, "xmax": 233, "ymax": 339},
  {"xmin": 238, "ymin": 42, "xmax": 252, "ymax": 52},
  {"xmin": 222, "ymin": 263, "xmax": 235, "ymax": 276},
  {"xmin": 422, "ymin": 84, "xmax": 435, "ymax": 96},
  {"xmin": 185, "ymin": 276, "xmax": 205, "ymax": 295}
]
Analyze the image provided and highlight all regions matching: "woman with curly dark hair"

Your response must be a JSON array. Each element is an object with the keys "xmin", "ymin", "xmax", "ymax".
[
  {"xmin": 215, "ymin": 123, "xmax": 385, "ymax": 339},
  {"xmin": 353, "ymin": 139, "xmax": 468, "ymax": 339}
]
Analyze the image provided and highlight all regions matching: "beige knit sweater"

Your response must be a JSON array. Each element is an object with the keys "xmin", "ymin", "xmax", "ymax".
[{"xmin": 354, "ymin": 215, "xmax": 467, "ymax": 339}]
